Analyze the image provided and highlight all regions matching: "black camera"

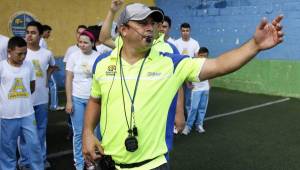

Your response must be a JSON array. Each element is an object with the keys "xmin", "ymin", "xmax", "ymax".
[{"xmin": 94, "ymin": 155, "xmax": 115, "ymax": 170}]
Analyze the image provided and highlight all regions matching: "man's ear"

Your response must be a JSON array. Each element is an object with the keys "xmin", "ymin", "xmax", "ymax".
[{"xmin": 119, "ymin": 25, "xmax": 127, "ymax": 37}]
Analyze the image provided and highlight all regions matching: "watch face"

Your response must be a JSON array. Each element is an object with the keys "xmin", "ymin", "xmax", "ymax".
[{"xmin": 125, "ymin": 136, "xmax": 138, "ymax": 152}]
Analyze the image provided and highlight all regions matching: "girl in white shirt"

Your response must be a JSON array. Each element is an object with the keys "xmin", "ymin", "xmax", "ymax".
[{"xmin": 65, "ymin": 30, "xmax": 99, "ymax": 170}]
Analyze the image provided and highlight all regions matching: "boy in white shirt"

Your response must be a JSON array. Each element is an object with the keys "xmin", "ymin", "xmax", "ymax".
[
  {"xmin": 0, "ymin": 36, "xmax": 43, "ymax": 170},
  {"xmin": 175, "ymin": 22, "xmax": 200, "ymax": 58},
  {"xmin": 18, "ymin": 21, "xmax": 56, "ymax": 169},
  {"xmin": 182, "ymin": 47, "xmax": 210, "ymax": 135}
]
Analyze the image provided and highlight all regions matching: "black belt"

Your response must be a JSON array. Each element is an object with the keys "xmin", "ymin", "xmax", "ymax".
[{"xmin": 115, "ymin": 157, "xmax": 157, "ymax": 169}]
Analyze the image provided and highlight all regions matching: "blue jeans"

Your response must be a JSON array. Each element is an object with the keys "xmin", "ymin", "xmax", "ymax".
[
  {"xmin": 19, "ymin": 103, "xmax": 48, "ymax": 166},
  {"xmin": 49, "ymin": 75, "xmax": 59, "ymax": 110},
  {"xmin": 0, "ymin": 114, "xmax": 43, "ymax": 170},
  {"xmin": 186, "ymin": 90, "xmax": 209, "ymax": 128},
  {"xmin": 71, "ymin": 96, "xmax": 101, "ymax": 170}
]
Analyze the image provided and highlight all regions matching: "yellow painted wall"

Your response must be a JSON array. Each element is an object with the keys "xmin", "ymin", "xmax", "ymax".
[{"xmin": 0, "ymin": 0, "xmax": 154, "ymax": 56}]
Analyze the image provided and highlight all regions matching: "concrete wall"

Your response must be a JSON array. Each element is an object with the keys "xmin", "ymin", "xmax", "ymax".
[
  {"xmin": 0, "ymin": 0, "xmax": 154, "ymax": 56},
  {"xmin": 156, "ymin": 0, "xmax": 300, "ymax": 98}
]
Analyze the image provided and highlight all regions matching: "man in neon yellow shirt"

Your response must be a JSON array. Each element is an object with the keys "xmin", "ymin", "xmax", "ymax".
[
  {"xmin": 82, "ymin": 2, "xmax": 284, "ymax": 170},
  {"xmin": 97, "ymin": 0, "xmax": 185, "ymax": 157}
]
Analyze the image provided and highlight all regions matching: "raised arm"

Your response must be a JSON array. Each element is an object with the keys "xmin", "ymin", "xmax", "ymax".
[
  {"xmin": 99, "ymin": 0, "xmax": 124, "ymax": 48},
  {"xmin": 200, "ymin": 15, "xmax": 284, "ymax": 81}
]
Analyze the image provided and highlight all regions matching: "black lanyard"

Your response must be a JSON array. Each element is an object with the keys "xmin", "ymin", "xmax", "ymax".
[{"xmin": 119, "ymin": 49, "xmax": 150, "ymax": 136}]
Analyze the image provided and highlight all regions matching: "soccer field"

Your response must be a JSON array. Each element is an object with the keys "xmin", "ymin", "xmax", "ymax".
[{"xmin": 47, "ymin": 87, "xmax": 300, "ymax": 170}]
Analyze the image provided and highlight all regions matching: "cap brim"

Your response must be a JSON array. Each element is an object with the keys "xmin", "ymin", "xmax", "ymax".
[{"xmin": 149, "ymin": 10, "xmax": 164, "ymax": 23}]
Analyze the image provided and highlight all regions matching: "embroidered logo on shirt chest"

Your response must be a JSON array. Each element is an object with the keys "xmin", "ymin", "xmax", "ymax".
[{"xmin": 105, "ymin": 65, "xmax": 116, "ymax": 76}]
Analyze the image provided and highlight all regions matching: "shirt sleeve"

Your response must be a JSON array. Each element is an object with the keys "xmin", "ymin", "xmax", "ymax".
[
  {"xmin": 175, "ymin": 57, "xmax": 206, "ymax": 84},
  {"xmin": 63, "ymin": 47, "xmax": 71, "ymax": 63},
  {"xmin": 65, "ymin": 54, "xmax": 75, "ymax": 72}
]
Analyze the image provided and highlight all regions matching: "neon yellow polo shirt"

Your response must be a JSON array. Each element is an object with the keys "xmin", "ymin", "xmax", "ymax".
[{"xmin": 91, "ymin": 47, "xmax": 205, "ymax": 169}]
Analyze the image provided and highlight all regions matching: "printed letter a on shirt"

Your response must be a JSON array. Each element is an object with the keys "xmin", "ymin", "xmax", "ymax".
[{"xmin": 8, "ymin": 78, "xmax": 29, "ymax": 99}]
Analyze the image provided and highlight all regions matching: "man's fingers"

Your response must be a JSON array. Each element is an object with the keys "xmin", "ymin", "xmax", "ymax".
[
  {"xmin": 93, "ymin": 136, "xmax": 105, "ymax": 155},
  {"xmin": 258, "ymin": 17, "xmax": 268, "ymax": 30},
  {"xmin": 274, "ymin": 15, "xmax": 284, "ymax": 23}
]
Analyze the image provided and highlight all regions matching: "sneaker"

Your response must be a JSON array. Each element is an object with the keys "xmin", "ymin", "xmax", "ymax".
[
  {"xmin": 56, "ymin": 106, "xmax": 65, "ymax": 111},
  {"xmin": 196, "ymin": 125, "xmax": 205, "ymax": 133},
  {"xmin": 182, "ymin": 126, "xmax": 191, "ymax": 135},
  {"xmin": 173, "ymin": 126, "xmax": 178, "ymax": 134}
]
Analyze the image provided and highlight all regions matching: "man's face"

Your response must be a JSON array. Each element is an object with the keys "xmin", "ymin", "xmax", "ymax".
[
  {"xmin": 8, "ymin": 46, "xmax": 27, "ymax": 65},
  {"xmin": 198, "ymin": 52, "xmax": 208, "ymax": 58},
  {"xmin": 122, "ymin": 16, "xmax": 154, "ymax": 49},
  {"xmin": 159, "ymin": 21, "xmax": 170, "ymax": 35},
  {"xmin": 25, "ymin": 26, "xmax": 41, "ymax": 45},
  {"xmin": 76, "ymin": 28, "xmax": 86, "ymax": 42},
  {"xmin": 153, "ymin": 21, "xmax": 162, "ymax": 39},
  {"xmin": 180, "ymin": 27, "xmax": 190, "ymax": 40}
]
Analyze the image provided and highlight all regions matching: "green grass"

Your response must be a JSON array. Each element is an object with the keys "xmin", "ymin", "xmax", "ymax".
[{"xmin": 170, "ymin": 88, "xmax": 300, "ymax": 170}]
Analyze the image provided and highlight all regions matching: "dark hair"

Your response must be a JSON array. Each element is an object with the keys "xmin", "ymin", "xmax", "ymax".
[
  {"xmin": 180, "ymin": 22, "xmax": 190, "ymax": 29},
  {"xmin": 8, "ymin": 36, "xmax": 27, "ymax": 50},
  {"xmin": 164, "ymin": 16, "xmax": 172, "ymax": 27},
  {"xmin": 26, "ymin": 21, "xmax": 43, "ymax": 35},
  {"xmin": 198, "ymin": 47, "xmax": 209, "ymax": 54},
  {"xmin": 77, "ymin": 25, "xmax": 87, "ymax": 31},
  {"xmin": 42, "ymin": 25, "xmax": 52, "ymax": 32},
  {"xmin": 87, "ymin": 25, "xmax": 101, "ymax": 41}
]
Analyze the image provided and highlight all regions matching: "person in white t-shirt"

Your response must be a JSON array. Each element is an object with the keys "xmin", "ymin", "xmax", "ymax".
[
  {"xmin": 175, "ymin": 22, "xmax": 200, "ymax": 58},
  {"xmin": 18, "ymin": 21, "xmax": 56, "ymax": 169},
  {"xmin": 63, "ymin": 25, "xmax": 87, "ymax": 64},
  {"xmin": 159, "ymin": 16, "xmax": 176, "ymax": 45},
  {"xmin": 175, "ymin": 22, "xmax": 201, "ymax": 123},
  {"xmin": 0, "ymin": 36, "xmax": 43, "ymax": 170},
  {"xmin": 39, "ymin": 25, "xmax": 52, "ymax": 49},
  {"xmin": 65, "ymin": 30, "xmax": 100, "ymax": 170},
  {"xmin": 63, "ymin": 25, "xmax": 87, "ymax": 141},
  {"xmin": 39, "ymin": 24, "xmax": 64, "ymax": 111},
  {"xmin": 0, "ymin": 34, "xmax": 9, "ymax": 61},
  {"xmin": 182, "ymin": 47, "xmax": 211, "ymax": 135}
]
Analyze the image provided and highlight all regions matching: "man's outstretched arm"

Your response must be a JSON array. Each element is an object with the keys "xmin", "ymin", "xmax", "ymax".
[{"xmin": 200, "ymin": 15, "xmax": 284, "ymax": 81}]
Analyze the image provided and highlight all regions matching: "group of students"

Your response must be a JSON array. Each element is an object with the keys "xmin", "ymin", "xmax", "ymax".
[{"xmin": 0, "ymin": 0, "xmax": 284, "ymax": 170}]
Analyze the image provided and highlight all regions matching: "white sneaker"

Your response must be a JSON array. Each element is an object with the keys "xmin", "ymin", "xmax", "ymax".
[
  {"xmin": 173, "ymin": 126, "xmax": 178, "ymax": 134},
  {"xmin": 182, "ymin": 126, "xmax": 191, "ymax": 135},
  {"xmin": 56, "ymin": 106, "xmax": 65, "ymax": 111},
  {"xmin": 196, "ymin": 125, "xmax": 205, "ymax": 133}
]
